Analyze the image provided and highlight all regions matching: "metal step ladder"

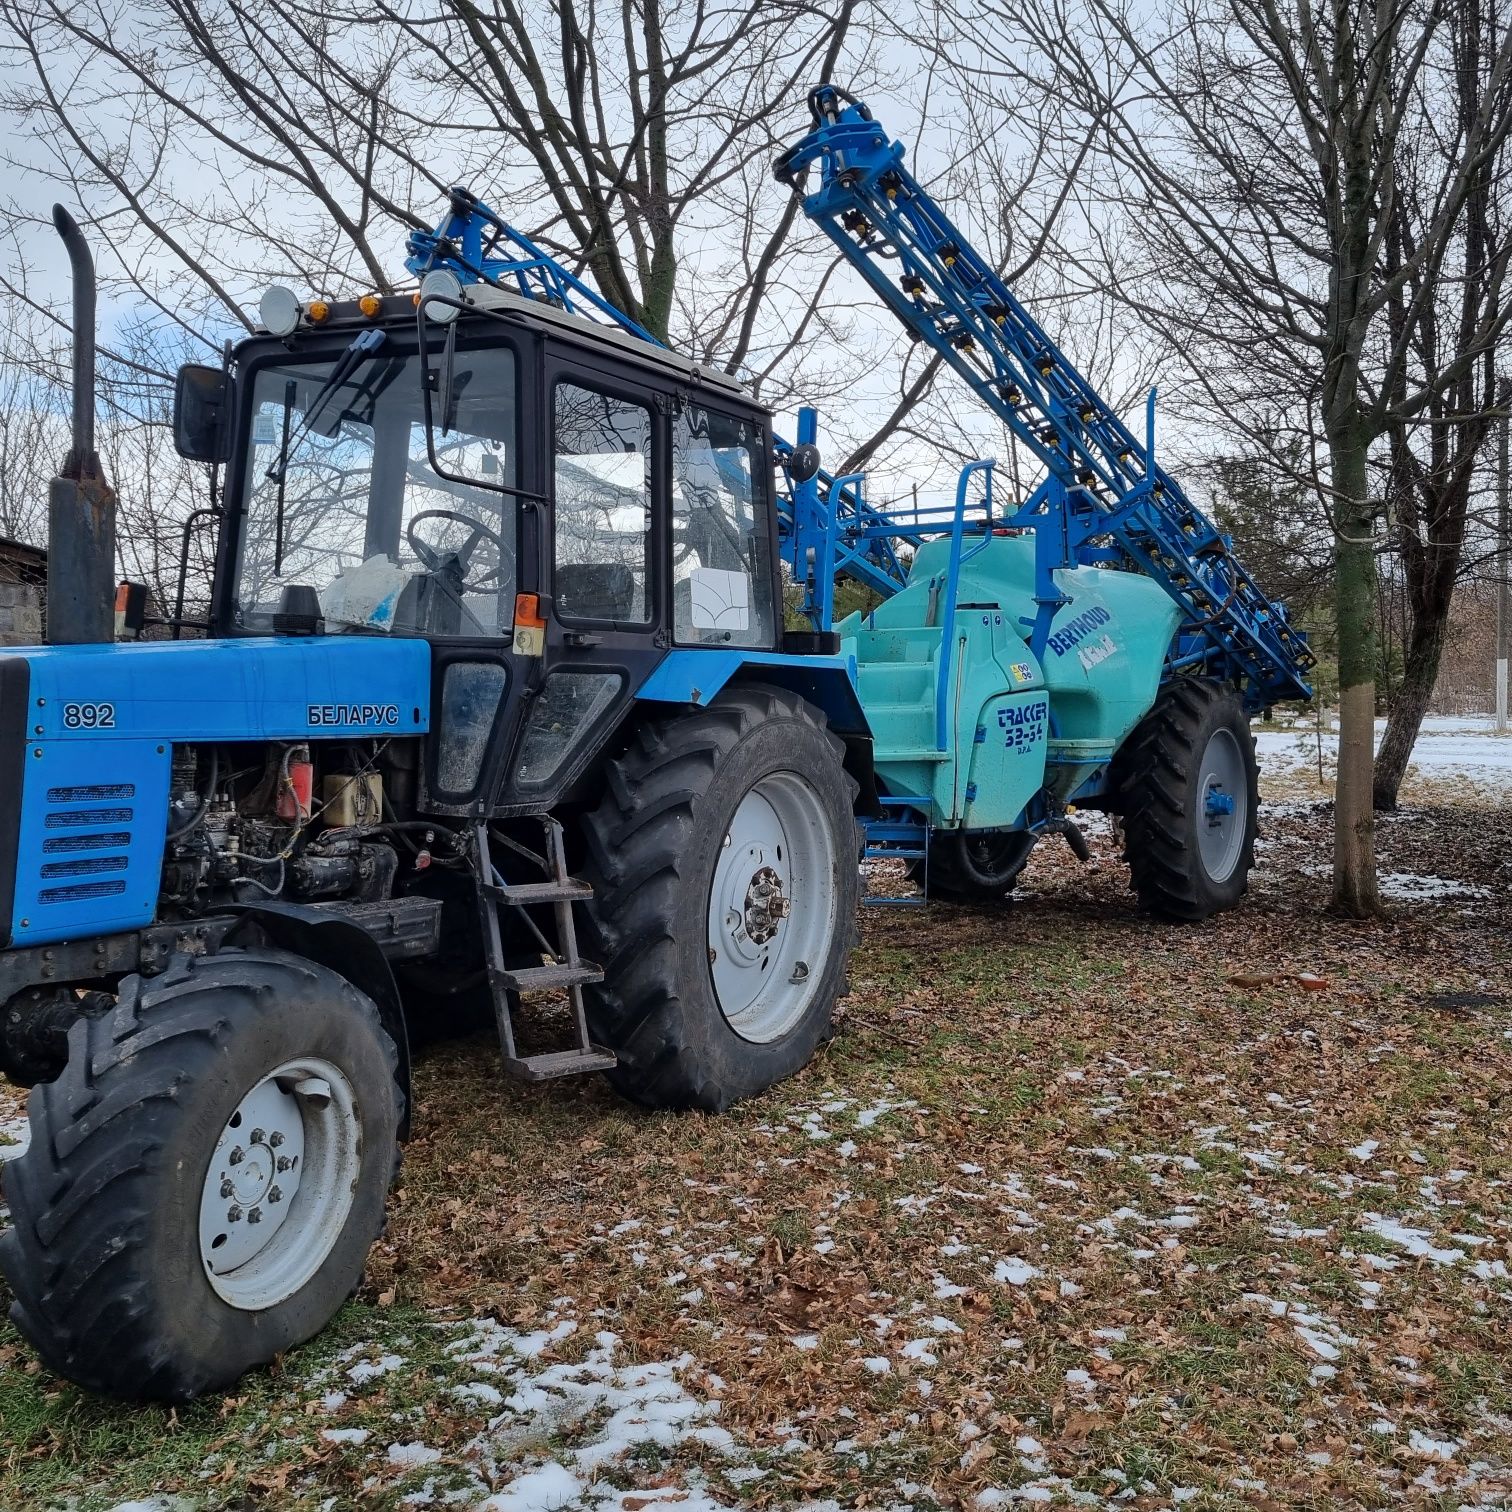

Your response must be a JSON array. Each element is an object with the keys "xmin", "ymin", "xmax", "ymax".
[
  {"xmin": 473, "ymin": 819, "xmax": 618, "ymax": 1081},
  {"xmin": 860, "ymin": 798, "xmax": 931, "ymax": 906}
]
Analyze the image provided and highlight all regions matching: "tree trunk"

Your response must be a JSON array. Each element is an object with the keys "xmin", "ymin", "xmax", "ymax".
[
  {"xmin": 1373, "ymin": 596, "xmax": 1450, "ymax": 811},
  {"xmin": 1329, "ymin": 428, "xmax": 1382, "ymax": 917}
]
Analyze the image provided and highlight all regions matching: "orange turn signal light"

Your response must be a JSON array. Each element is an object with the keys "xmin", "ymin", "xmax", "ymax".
[
  {"xmin": 514, "ymin": 593, "xmax": 546, "ymax": 630},
  {"xmin": 358, "ymin": 293, "xmax": 382, "ymax": 318},
  {"xmin": 307, "ymin": 299, "xmax": 331, "ymax": 323}
]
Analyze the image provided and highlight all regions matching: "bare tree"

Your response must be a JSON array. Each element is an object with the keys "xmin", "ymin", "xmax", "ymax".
[
  {"xmin": 0, "ymin": 346, "xmax": 58, "ymax": 543},
  {"xmin": 1372, "ymin": 0, "xmax": 1512, "ymax": 808},
  {"xmin": 0, "ymin": 0, "xmax": 885, "ymax": 357},
  {"xmin": 945, "ymin": 0, "xmax": 1512, "ymax": 915}
]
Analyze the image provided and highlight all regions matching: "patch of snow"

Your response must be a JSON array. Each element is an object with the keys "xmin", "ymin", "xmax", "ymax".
[
  {"xmin": 388, "ymin": 1442, "xmax": 442, "ymax": 1468},
  {"xmin": 1378, "ymin": 872, "xmax": 1491, "ymax": 902},
  {"xmin": 1409, "ymin": 1429, "xmax": 1461, "ymax": 1461},
  {"xmin": 1360, "ymin": 1213, "xmax": 1466, "ymax": 1266},
  {"xmin": 0, "ymin": 1114, "xmax": 29, "ymax": 1164},
  {"xmin": 993, "ymin": 1257, "xmax": 1041, "ymax": 1286},
  {"xmin": 321, "ymin": 1427, "xmax": 372, "ymax": 1445},
  {"xmin": 348, "ymin": 1353, "xmax": 406, "ymax": 1385},
  {"xmin": 855, "ymin": 1097, "xmax": 917, "ymax": 1129},
  {"xmin": 477, "ymin": 1462, "xmax": 582, "ymax": 1511},
  {"xmin": 933, "ymin": 1273, "xmax": 972, "ymax": 1299}
]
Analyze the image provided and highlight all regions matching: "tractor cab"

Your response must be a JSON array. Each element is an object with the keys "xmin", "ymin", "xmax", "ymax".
[{"xmin": 182, "ymin": 277, "xmax": 783, "ymax": 817}]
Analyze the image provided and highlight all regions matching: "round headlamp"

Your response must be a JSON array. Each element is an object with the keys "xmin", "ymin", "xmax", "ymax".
[
  {"xmin": 419, "ymin": 269, "xmax": 464, "ymax": 324},
  {"xmin": 258, "ymin": 284, "xmax": 302, "ymax": 337}
]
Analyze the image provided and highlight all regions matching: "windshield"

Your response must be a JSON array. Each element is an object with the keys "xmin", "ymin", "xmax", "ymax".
[{"xmin": 232, "ymin": 342, "xmax": 517, "ymax": 637}]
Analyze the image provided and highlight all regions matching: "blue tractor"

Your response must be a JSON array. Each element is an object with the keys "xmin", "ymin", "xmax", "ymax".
[{"xmin": 0, "ymin": 91, "xmax": 1310, "ymax": 1401}]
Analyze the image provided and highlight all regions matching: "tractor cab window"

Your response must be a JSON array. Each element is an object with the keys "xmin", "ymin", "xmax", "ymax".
[
  {"xmin": 670, "ymin": 405, "xmax": 774, "ymax": 647},
  {"xmin": 232, "ymin": 344, "xmax": 517, "ymax": 638},
  {"xmin": 552, "ymin": 383, "xmax": 652, "ymax": 623}
]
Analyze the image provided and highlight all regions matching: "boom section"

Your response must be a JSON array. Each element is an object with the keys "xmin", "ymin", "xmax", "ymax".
[
  {"xmin": 774, "ymin": 87, "xmax": 1314, "ymax": 707},
  {"xmin": 404, "ymin": 185, "xmax": 918, "ymax": 603}
]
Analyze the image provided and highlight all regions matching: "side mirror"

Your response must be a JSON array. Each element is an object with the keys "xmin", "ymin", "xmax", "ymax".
[{"xmin": 173, "ymin": 364, "xmax": 233, "ymax": 462}]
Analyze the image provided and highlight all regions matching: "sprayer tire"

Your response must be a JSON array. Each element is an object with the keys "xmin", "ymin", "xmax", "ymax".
[
  {"xmin": 1114, "ymin": 677, "xmax": 1258, "ymax": 921},
  {"xmin": 908, "ymin": 830, "xmax": 1036, "ymax": 901},
  {"xmin": 578, "ymin": 684, "xmax": 859, "ymax": 1113}
]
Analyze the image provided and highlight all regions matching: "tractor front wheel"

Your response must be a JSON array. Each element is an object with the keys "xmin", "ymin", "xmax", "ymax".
[
  {"xmin": 1114, "ymin": 677, "xmax": 1258, "ymax": 921},
  {"xmin": 0, "ymin": 947, "xmax": 402, "ymax": 1401},
  {"xmin": 579, "ymin": 684, "xmax": 859, "ymax": 1112}
]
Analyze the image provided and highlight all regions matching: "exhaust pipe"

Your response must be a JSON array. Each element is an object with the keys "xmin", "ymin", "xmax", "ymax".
[{"xmin": 47, "ymin": 205, "xmax": 116, "ymax": 645}]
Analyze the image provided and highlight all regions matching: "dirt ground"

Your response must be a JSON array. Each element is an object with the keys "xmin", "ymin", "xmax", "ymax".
[{"xmin": 0, "ymin": 744, "xmax": 1508, "ymax": 1511}]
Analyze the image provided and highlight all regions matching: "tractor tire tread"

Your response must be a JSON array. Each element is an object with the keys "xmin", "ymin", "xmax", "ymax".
[
  {"xmin": 579, "ymin": 684, "xmax": 858, "ymax": 1112},
  {"xmin": 1113, "ymin": 676, "xmax": 1257, "ymax": 921},
  {"xmin": 0, "ymin": 947, "xmax": 400, "ymax": 1401}
]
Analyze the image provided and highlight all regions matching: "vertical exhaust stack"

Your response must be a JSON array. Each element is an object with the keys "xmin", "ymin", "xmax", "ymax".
[{"xmin": 47, "ymin": 205, "xmax": 117, "ymax": 645}]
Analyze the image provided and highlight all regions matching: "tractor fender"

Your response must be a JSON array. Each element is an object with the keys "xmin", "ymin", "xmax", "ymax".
[
  {"xmin": 636, "ymin": 649, "xmax": 868, "ymax": 733},
  {"xmin": 221, "ymin": 902, "xmax": 413, "ymax": 1138},
  {"xmin": 634, "ymin": 650, "xmax": 876, "ymax": 811}
]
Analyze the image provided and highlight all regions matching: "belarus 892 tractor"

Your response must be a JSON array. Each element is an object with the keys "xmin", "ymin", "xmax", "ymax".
[{"xmin": 0, "ymin": 87, "xmax": 1311, "ymax": 1400}]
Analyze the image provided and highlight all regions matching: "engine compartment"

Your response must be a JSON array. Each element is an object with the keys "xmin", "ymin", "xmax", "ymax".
[{"xmin": 157, "ymin": 737, "xmax": 463, "ymax": 915}]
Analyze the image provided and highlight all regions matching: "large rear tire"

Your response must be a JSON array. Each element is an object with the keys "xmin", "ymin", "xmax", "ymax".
[
  {"xmin": 0, "ymin": 947, "xmax": 402, "ymax": 1401},
  {"xmin": 1114, "ymin": 677, "xmax": 1258, "ymax": 921},
  {"xmin": 578, "ymin": 684, "xmax": 859, "ymax": 1112}
]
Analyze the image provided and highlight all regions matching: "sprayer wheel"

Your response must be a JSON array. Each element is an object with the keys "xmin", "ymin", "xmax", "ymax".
[
  {"xmin": 1113, "ymin": 677, "xmax": 1258, "ymax": 921},
  {"xmin": 909, "ymin": 829, "xmax": 1036, "ymax": 901}
]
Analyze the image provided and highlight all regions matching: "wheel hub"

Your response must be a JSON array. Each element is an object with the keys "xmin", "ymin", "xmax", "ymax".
[
  {"xmin": 1195, "ymin": 728, "xmax": 1248, "ymax": 883},
  {"xmin": 743, "ymin": 865, "xmax": 790, "ymax": 943},
  {"xmin": 706, "ymin": 775, "xmax": 838, "ymax": 1044},
  {"xmin": 197, "ymin": 1057, "xmax": 359, "ymax": 1311},
  {"xmin": 1204, "ymin": 785, "xmax": 1236, "ymax": 821}
]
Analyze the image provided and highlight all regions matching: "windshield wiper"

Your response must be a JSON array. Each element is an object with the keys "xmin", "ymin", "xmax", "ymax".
[
  {"xmin": 265, "ymin": 327, "xmax": 387, "ymax": 488},
  {"xmin": 266, "ymin": 327, "xmax": 386, "ymax": 577}
]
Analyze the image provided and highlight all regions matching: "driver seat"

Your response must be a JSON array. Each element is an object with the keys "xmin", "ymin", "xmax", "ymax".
[{"xmin": 556, "ymin": 563, "xmax": 638, "ymax": 622}]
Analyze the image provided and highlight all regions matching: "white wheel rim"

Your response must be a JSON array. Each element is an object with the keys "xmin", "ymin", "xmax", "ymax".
[
  {"xmin": 198, "ymin": 1056, "xmax": 361, "ymax": 1311},
  {"xmin": 1197, "ymin": 727, "xmax": 1247, "ymax": 883},
  {"xmin": 707, "ymin": 772, "xmax": 838, "ymax": 1044}
]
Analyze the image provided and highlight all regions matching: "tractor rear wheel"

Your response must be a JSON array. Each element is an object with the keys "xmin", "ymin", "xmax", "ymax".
[
  {"xmin": 0, "ymin": 947, "xmax": 402, "ymax": 1401},
  {"xmin": 578, "ymin": 684, "xmax": 859, "ymax": 1112},
  {"xmin": 1114, "ymin": 677, "xmax": 1258, "ymax": 921},
  {"xmin": 909, "ymin": 829, "xmax": 1035, "ymax": 901}
]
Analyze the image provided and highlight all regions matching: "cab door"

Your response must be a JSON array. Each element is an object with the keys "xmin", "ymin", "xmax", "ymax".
[{"xmin": 492, "ymin": 347, "xmax": 675, "ymax": 812}]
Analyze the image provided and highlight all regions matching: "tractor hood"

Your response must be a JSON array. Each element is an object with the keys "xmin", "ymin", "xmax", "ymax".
[
  {"xmin": 11, "ymin": 635, "xmax": 431, "ymax": 743},
  {"xmin": 0, "ymin": 636, "xmax": 430, "ymax": 949}
]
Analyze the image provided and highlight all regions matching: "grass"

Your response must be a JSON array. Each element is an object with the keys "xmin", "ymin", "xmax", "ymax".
[{"xmin": 0, "ymin": 784, "xmax": 1507, "ymax": 1509}]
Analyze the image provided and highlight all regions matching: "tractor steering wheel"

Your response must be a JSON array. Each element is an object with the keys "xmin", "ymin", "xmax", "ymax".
[{"xmin": 405, "ymin": 510, "xmax": 513, "ymax": 591}]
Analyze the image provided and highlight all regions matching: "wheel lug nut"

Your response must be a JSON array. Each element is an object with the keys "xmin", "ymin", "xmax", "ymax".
[
  {"xmin": 220, "ymin": 1179, "xmax": 234, "ymax": 1199},
  {"xmin": 228, "ymin": 1147, "xmax": 245, "ymax": 1165},
  {"xmin": 269, "ymin": 1131, "xmax": 284, "ymax": 1148},
  {"xmin": 268, "ymin": 1185, "xmax": 282, "ymax": 1203},
  {"xmin": 277, "ymin": 1155, "xmax": 292, "ymax": 1172},
  {"xmin": 250, "ymin": 1128, "xmax": 265, "ymax": 1143},
  {"xmin": 248, "ymin": 1207, "xmax": 262, "ymax": 1224},
  {"xmin": 228, "ymin": 1205, "xmax": 243, "ymax": 1222}
]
